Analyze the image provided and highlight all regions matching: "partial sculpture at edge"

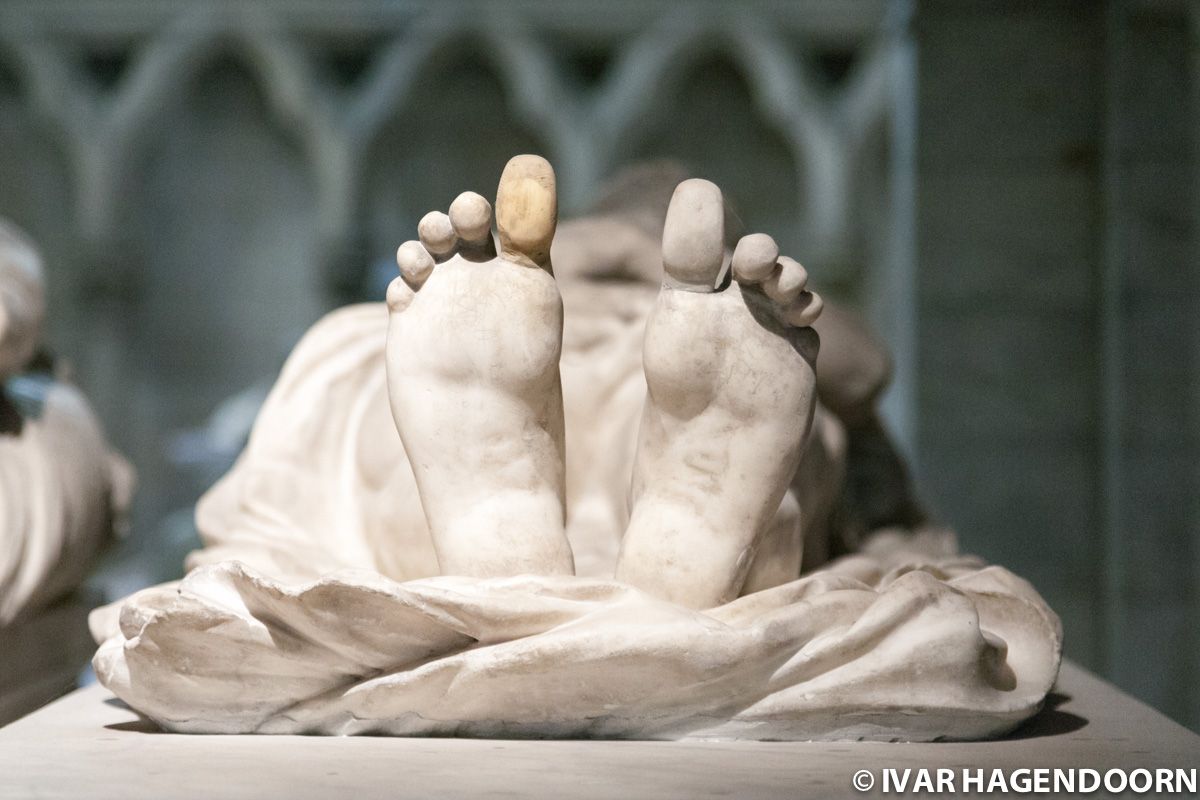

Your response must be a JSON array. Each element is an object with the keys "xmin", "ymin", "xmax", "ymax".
[
  {"xmin": 92, "ymin": 156, "xmax": 1061, "ymax": 741},
  {"xmin": 0, "ymin": 220, "xmax": 131, "ymax": 627}
]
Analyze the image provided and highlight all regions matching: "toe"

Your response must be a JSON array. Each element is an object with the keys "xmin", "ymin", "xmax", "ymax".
[
  {"xmin": 396, "ymin": 240, "xmax": 435, "ymax": 287},
  {"xmin": 782, "ymin": 290, "xmax": 824, "ymax": 328},
  {"xmin": 496, "ymin": 154, "xmax": 557, "ymax": 268},
  {"xmin": 762, "ymin": 256, "xmax": 808, "ymax": 306},
  {"xmin": 449, "ymin": 191, "xmax": 493, "ymax": 247},
  {"xmin": 386, "ymin": 275, "xmax": 416, "ymax": 313},
  {"xmin": 662, "ymin": 178, "xmax": 725, "ymax": 291},
  {"xmin": 418, "ymin": 211, "xmax": 457, "ymax": 260},
  {"xmin": 731, "ymin": 233, "xmax": 779, "ymax": 284}
]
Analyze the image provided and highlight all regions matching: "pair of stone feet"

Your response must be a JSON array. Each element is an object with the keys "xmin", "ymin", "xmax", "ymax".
[{"xmin": 386, "ymin": 155, "xmax": 820, "ymax": 609}]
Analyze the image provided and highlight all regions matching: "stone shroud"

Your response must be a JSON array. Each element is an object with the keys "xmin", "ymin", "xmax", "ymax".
[{"xmin": 94, "ymin": 556, "xmax": 1060, "ymax": 741}]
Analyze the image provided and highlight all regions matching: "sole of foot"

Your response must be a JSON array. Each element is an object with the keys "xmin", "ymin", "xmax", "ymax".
[
  {"xmin": 614, "ymin": 178, "xmax": 821, "ymax": 608},
  {"xmin": 385, "ymin": 154, "xmax": 575, "ymax": 578}
]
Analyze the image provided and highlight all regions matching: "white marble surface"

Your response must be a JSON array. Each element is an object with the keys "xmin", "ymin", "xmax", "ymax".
[
  {"xmin": 88, "ymin": 158, "xmax": 1063, "ymax": 742},
  {"xmin": 0, "ymin": 221, "xmax": 130, "ymax": 627},
  {"xmin": 90, "ymin": 556, "xmax": 1061, "ymax": 741},
  {"xmin": 1, "ymin": 662, "xmax": 1196, "ymax": 800}
]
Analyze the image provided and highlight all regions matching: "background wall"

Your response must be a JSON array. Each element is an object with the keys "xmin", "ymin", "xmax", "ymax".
[
  {"xmin": 0, "ymin": 0, "xmax": 1195, "ymax": 731},
  {"xmin": 916, "ymin": 0, "xmax": 1199, "ymax": 732}
]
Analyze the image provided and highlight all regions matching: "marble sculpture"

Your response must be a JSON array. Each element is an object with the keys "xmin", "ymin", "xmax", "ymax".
[
  {"xmin": 0, "ymin": 220, "xmax": 131, "ymax": 627},
  {"xmin": 92, "ymin": 156, "xmax": 1061, "ymax": 740}
]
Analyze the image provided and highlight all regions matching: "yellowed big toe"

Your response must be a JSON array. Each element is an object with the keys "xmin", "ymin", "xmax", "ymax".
[{"xmin": 495, "ymin": 154, "xmax": 557, "ymax": 269}]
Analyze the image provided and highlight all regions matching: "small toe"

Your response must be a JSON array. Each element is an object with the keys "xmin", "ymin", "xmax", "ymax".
[
  {"xmin": 449, "ymin": 191, "xmax": 493, "ymax": 245},
  {"xmin": 418, "ymin": 211, "xmax": 457, "ymax": 259},
  {"xmin": 783, "ymin": 290, "xmax": 824, "ymax": 328},
  {"xmin": 396, "ymin": 240, "xmax": 435, "ymax": 287},
  {"xmin": 731, "ymin": 233, "xmax": 779, "ymax": 284},
  {"xmin": 495, "ymin": 154, "xmax": 557, "ymax": 268},
  {"xmin": 386, "ymin": 275, "xmax": 416, "ymax": 313},
  {"xmin": 662, "ymin": 178, "xmax": 725, "ymax": 291},
  {"xmin": 763, "ymin": 256, "xmax": 808, "ymax": 306}
]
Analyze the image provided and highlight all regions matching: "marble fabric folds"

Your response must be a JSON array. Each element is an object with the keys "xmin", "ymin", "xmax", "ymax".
[
  {"xmin": 93, "ymin": 557, "xmax": 1061, "ymax": 741},
  {"xmin": 1, "ymin": 220, "xmax": 130, "ymax": 626},
  {"xmin": 0, "ymin": 381, "xmax": 129, "ymax": 625}
]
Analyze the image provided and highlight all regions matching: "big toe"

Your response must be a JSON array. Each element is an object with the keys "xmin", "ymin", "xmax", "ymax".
[
  {"xmin": 495, "ymin": 154, "xmax": 557, "ymax": 268},
  {"xmin": 662, "ymin": 178, "xmax": 725, "ymax": 291}
]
